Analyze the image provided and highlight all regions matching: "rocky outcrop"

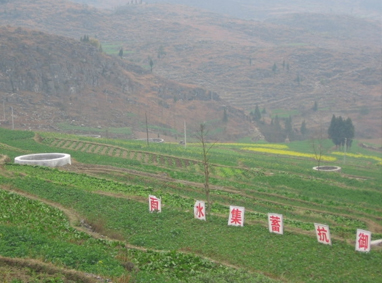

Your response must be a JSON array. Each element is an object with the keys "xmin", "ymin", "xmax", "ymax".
[{"xmin": 0, "ymin": 27, "xmax": 138, "ymax": 97}]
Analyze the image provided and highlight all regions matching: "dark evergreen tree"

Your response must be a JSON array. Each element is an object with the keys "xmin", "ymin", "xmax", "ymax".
[
  {"xmin": 272, "ymin": 63, "xmax": 277, "ymax": 74},
  {"xmin": 222, "ymin": 108, "xmax": 228, "ymax": 123},
  {"xmin": 251, "ymin": 104, "xmax": 261, "ymax": 121},
  {"xmin": 149, "ymin": 57, "xmax": 154, "ymax": 72},
  {"xmin": 328, "ymin": 115, "xmax": 355, "ymax": 147},
  {"xmin": 296, "ymin": 74, "xmax": 301, "ymax": 85},
  {"xmin": 337, "ymin": 116, "xmax": 345, "ymax": 146},
  {"xmin": 312, "ymin": 101, "xmax": 318, "ymax": 111},
  {"xmin": 274, "ymin": 115, "xmax": 281, "ymax": 129},
  {"xmin": 300, "ymin": 120, "xmax": 307, "ymax": 136},
  {"xmin": 328, "ymin": 115, "xmax": 336, "ymax": 142},
  {"xmin": 285, "ymin": 116, "xmax": 293, "ymax": 139},
  {"xmin": 80, "ymin": 35, "xmax": 90, "ymax": 42},
  {"xmin": 118, "ymin": 48, "xmax": 124, "ymax": 58},
  {"xmin": 344, "ymin": 117, "xmax": 355, "ymax": 147}
]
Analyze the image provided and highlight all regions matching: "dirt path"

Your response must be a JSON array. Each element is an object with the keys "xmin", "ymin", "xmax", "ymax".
[{"xmin": 0, "ymin": 185, "xmax": 251, "ymax": 275}]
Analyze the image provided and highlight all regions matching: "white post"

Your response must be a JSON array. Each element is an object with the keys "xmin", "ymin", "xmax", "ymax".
[{"xmin": 11, "ymin": 106, "xmax": 14, "ymax": 130}]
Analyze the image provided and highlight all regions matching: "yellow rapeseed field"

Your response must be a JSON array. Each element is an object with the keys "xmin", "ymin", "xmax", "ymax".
[
  {"xmin": 216, "ymin": 143, "xmax": 289, "ymax": 149},
  {"xmin": 332, "ymin": 152, "xmax": 382, "ymax": 164},
  {"xmin": 242, "ymin": 147, "xmax": 337, "ymax": 161}
]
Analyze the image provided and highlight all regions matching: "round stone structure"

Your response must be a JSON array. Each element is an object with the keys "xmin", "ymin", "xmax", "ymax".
[
  {"xmin": 312, "ymin": 166, "xmax": 341, "ymax": 172},
  {"xmin": 14, "ymin": 153, "xmax": 71, "ymax": 167}
]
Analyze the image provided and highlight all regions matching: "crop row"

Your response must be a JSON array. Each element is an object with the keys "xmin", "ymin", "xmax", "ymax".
[
  {"xmin": 4, "ymin": 164, "xmax": 377, "ymax": 238},
  {"xmin": 0, "ymin": 188, "xmax": 272, "ymax": 282},
  {"xmin": 43, "ymin": 138, "xmax": 262, "ymax": 181},
  {"xmin": 1, "ymin": 176, "xmax": 381, "ymax": 283}
]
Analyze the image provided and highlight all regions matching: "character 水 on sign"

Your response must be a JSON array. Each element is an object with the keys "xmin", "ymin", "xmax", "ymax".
[{"xmin": 194, "ymin": 200, "xmax": 206, "ymax": 220}]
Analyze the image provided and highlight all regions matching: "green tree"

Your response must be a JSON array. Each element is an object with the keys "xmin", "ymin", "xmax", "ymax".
[
  {"xmin": 285, "ymin": 116, "xmax": 294, "ymax": 140},
  {"xmin": 118, "ymin": 48, "xmax": 123, "ymax": 59},
  {"xmin": 312, "ymin": 101, "xmax": 318, "ymax": 111},
  {"xmin": 89, "ymin": 38, "xmax": 100, "ymax": 49},
  {"xmin": 157, "ymin": 45, "xmax": 166, "ymax": 59},
  {"xmin": 328, "ymin": 115, "xmax": 336, "ymax": 143},
  {"xmin": 328, "ymin": 115, "xmax": 355, "ymax": 147},
  {"xmin": 251, "ymin": 104, "xmax": 261, "ymax": 121},
  {"xmin": 274, "ymin": 115, "xmax": 281, "ymax": 129},
  {"xmin": 300, "ymin": 120, "xmax": 307, "ymax": 136},
  {"xmin": 258, "ymin": 117, "xmax": 286, "ymax": 143},
  {"xmin": 272, "ymin": 63, "xmax": 277, "ymax": 74},
  {"xmin": 149, "ymin": 57, "xmax": 154, "ymax": 72},
  {"xmin": 344, "ymin": 117, "xmax": 355, "ymax": 147},
  {"xmin": 222, "ymin": 108, "xmax": 228, "ymax": 123},
  {"xmin": 81, "ymin": 35, "xmax": 89, "ymax": 42},
  {"xmin": 296, "ymin": 74, "xmax": 301, "ymax": 85}
]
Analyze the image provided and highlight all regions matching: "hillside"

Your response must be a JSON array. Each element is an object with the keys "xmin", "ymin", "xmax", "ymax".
[
  {"xmin": 0, "ymin": 0, "xmax": 381, "ymax": 140},
  {"xmin": 0, "ymin": 26, "xmax": 259, "ymax": 140}
]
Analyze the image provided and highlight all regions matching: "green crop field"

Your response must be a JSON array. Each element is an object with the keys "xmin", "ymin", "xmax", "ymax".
[{"xmin": 0, "ymin": 127, "xmax": 381, "ymax": 282}]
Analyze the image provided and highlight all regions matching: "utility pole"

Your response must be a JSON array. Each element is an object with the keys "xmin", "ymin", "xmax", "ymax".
[
  {"xmin": 2, "ymin": 100, "xmax": 5, "ymax": 121},
  {"xmin": 184, "ymin": 120, "xmax": 187, "ymax": 148},
  {"xmin": 145, "ymin": 112, "xmax": 149, "ymax": 146},
  {"xmin": 10, "ymin": 106, "xmax": 14, "ymax": 130}
]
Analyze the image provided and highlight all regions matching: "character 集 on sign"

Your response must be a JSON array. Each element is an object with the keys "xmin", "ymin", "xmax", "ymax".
[
  {"xmin": 268, "ymin": 213, "xmax": 283, "ymax": 234},
  {"xmin": 314, "ymin": 223, "xmax": 331, "ymax": 245},
  {"xmin": 356, "ymin": 229, "xmax": 371, "ymax": 252},
  {"xmin": 228, "ymin": 206, "xmax": 245, "ymax": 227},
  {"xmin": 194, "ymin": 200, "xmax": 206, "ymax": 220},
  {"xmin": 149, "ymin": 195, "xmax": 161, "ymax": 212}
]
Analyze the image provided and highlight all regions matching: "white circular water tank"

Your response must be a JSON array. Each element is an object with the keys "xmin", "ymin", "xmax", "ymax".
[
  {"xmin": 312, "ymin": 166, "xmax": 341, "ymax": 172},
  {"xmin": 14, "ymin": 153, "xmax": 71, "ymax": 167}
]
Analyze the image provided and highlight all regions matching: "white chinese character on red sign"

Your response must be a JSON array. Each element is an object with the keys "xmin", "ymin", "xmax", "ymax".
[
  {"xmin": 356, "ymin": 229, "xmax": 371, "ymax": 252},
  {"xmin": 194, "ymin": 200, "xmax": 206, "ymax": 220},
  {"xmin": 228, "ymin": 206, "xmax": 245, "ymax": 227},
  {"xmin": 314, "ymin": 223, "xmax": 332, "ymax": 245},
  {"xmin": 268, "ymin": 213, "xmax": 283, "ymax": 235},
  {"xmin": 149, "ymin": 195, "xmax": 161, "ymax": 213}
]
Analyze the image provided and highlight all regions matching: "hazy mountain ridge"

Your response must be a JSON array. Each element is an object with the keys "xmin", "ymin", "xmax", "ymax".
[
  {"xmin": 0, "ymin": 0, "xmax": 380, "ymax": 139},
  {"xmin": 73, "ymin": 0, "xmax": 382, "ymax": 21},
  {"xmin": 0, "ymin": 26, "xmax": 258, "ymax": 140}
]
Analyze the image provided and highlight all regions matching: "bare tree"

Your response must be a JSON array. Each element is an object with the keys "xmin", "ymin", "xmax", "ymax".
[
  {"xmin": 310, "ymin": 125, "xmax": 330, "ymax": 169},
  {"xmin": 196, "ymin": 123, "xmax": 216, "ymax": 214}
]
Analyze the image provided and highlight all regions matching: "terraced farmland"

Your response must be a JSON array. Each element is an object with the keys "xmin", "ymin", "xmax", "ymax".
[{"xmin": 0, "ymin": 127, "xmax": 381, "ymax": 282}]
